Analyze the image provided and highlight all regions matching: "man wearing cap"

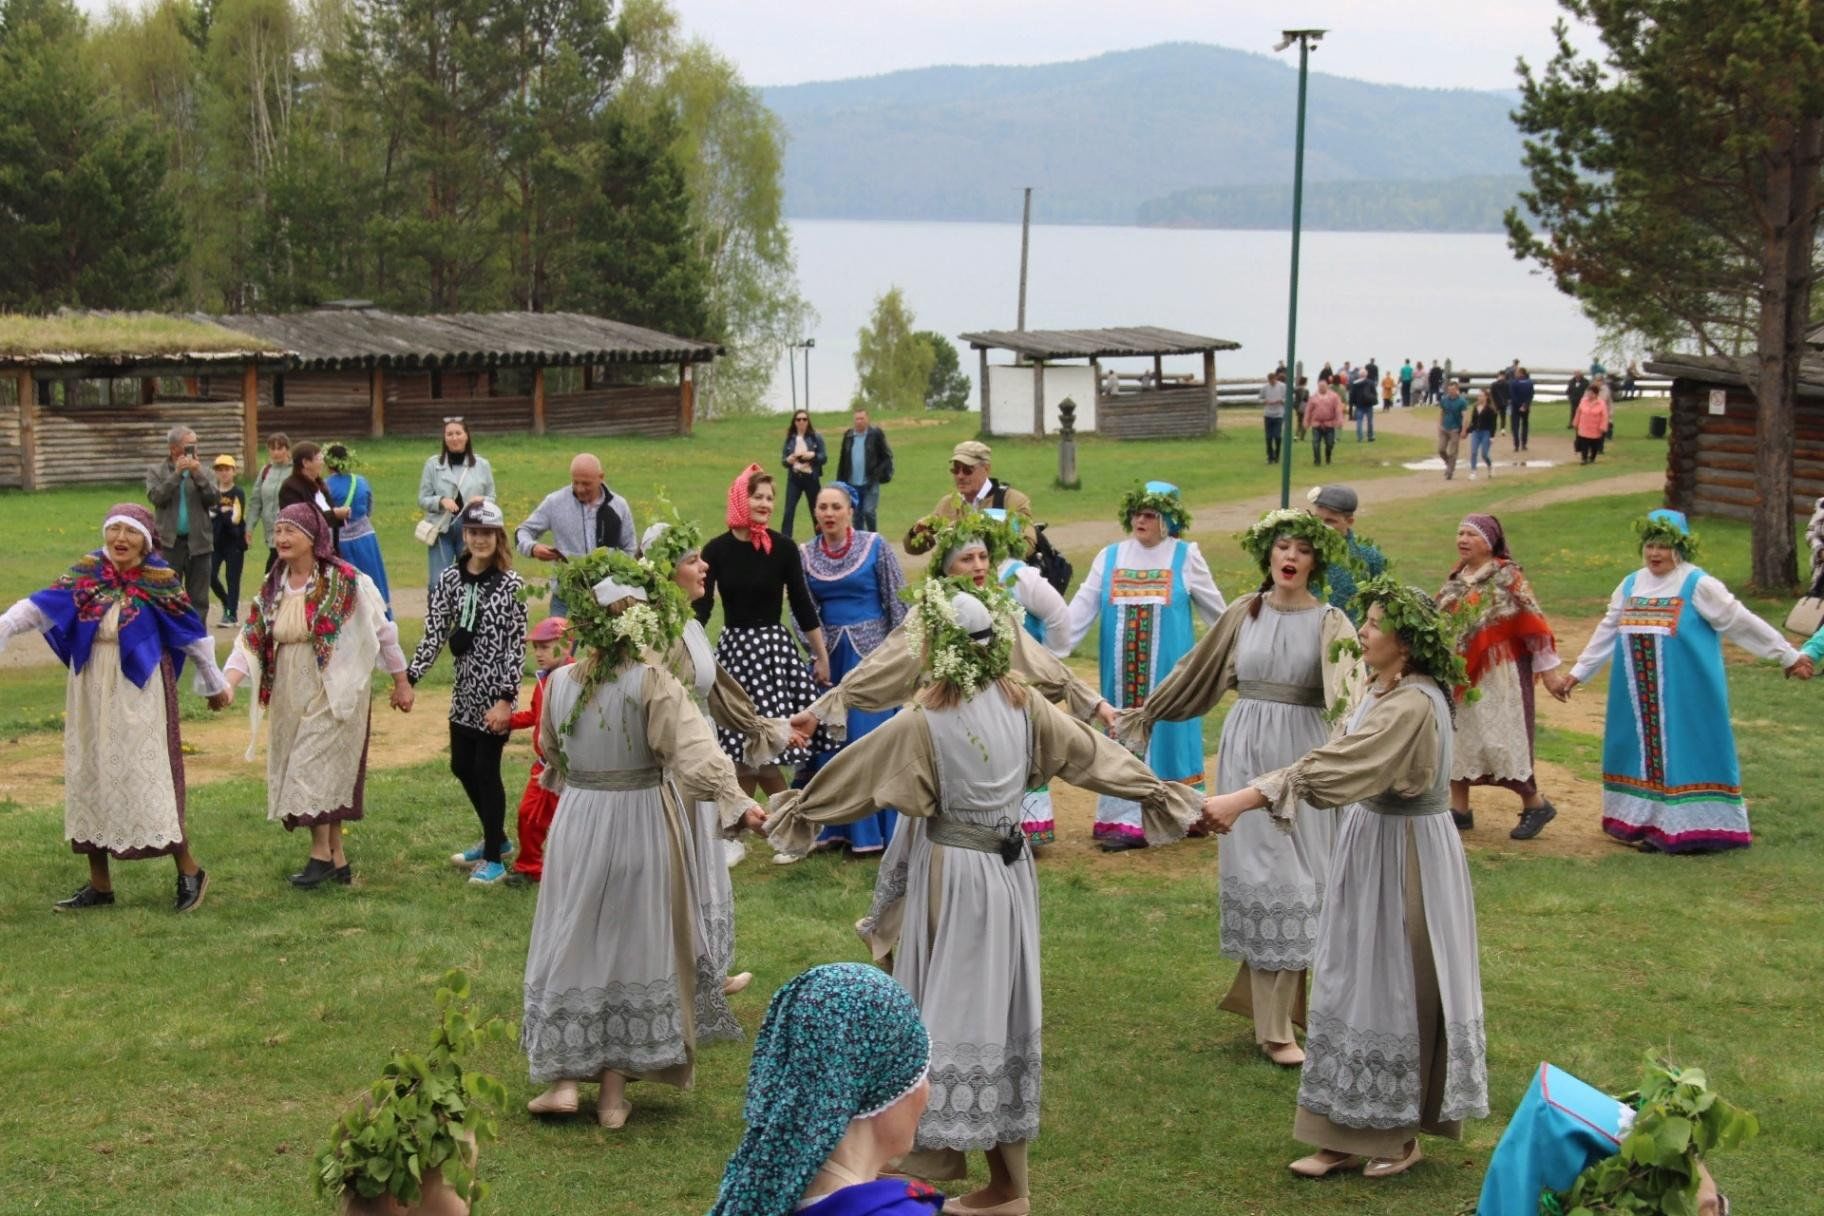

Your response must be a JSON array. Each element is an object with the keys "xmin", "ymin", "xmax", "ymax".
[
  {"xmin": 905, "ymin": 440, "xmax": 1034, "ymax": 555},
  {"xmin": 208, "ymin": 453, "xmax": 250, "ymax": 627},
  {"xmin": 515, "ymin": 453, "xmax": 638, "ymax": 615},
  {"xmin": 1307, "ymin": 484, "xmax": 1388, "ymax": 622},
  {"xmin": 146, "ymin": 425, "xmax": 219, "ymax": 611}
]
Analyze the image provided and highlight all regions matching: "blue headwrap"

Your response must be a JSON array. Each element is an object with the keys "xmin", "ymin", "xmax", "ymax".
[
  {"xmin": 829, "ymin": 480, "xmax": 862, "ymax": 510},
  {"xmin": 709, "ymin": 964, "xmax": 930, "ymax": 1216},
  {"xmin": 1637, "ymin": 508, "xmax": 1700, "ymax": 559}
]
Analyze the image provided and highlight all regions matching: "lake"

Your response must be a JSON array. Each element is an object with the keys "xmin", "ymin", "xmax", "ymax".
[{"xmin": 767, "ymin": 219, "xmax": 1604, "ymax": 413}]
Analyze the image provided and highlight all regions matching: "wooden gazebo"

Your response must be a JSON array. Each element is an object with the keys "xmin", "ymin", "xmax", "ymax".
[
  {"xmin": 0, "ymin": 308, "xmax": 723, "ymax": 489},
  {"xmin": 1646, "ymin": 351, "xmax": 1824, "ymax": 522},
  {"xmin": 958, "ymin": 326, "xmax": 1240, "ymax": 439}
]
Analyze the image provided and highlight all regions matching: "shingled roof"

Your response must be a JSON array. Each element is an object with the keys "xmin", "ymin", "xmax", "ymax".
[
  {"xmin": 198, "ymin": 309, "xmax": 722, "ymax": 370},
  {"xmin": 957, "ymin": 326, "xmax": 1240, "ymax": 360}
]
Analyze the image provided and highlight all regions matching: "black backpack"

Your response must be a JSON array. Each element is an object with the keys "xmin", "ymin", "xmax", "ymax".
[{"xmin": 988, "ymin": 482, "xmax": 1072, "ymax": 594}]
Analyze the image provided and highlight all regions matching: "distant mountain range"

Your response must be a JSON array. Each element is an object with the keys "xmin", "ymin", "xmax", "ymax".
[{"xmin": 761, "ymin": 42, "xmax": 1530, "ymax": 232}]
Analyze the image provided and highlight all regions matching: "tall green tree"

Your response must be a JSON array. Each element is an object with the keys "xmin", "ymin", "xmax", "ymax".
[
  {"xmin": 916, "ymin": 330, "xmax": 971, "ymax": 410},
  {"xmin": 0, "ymin": 0, "xmax": 187, "ymax": 308},
  {"xmin": 1506, "ymin": 0, "xmax": 1824, "ymax": 589},
  {"xmin": 853, "ymin": 287, "xmax": 934, "ymax": 413}
]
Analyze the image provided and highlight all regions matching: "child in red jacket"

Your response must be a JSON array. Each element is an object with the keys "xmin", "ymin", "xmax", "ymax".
[{"xmin": 509, "ymin": 615, "xmax": 569, "ymax": 882}]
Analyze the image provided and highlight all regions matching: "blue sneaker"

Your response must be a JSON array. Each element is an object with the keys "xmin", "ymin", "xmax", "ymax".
[
  {"xmin": 450, "ymin": 840, "xmax": 513, "ymax": 868},
  {"xmin": 468, "ymin": 861, "xmax": 509, "ymax": 885}
]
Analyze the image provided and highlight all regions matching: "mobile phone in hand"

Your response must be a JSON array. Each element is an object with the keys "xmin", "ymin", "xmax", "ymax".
[{"xmin": 184, "ymin": 444, "xmax": 198, "ymax": 458}]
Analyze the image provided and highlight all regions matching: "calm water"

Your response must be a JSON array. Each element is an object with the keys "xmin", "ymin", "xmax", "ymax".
[{"xmin": 767, "ymin": 219, "xmax": 1602, "ymax": 413}]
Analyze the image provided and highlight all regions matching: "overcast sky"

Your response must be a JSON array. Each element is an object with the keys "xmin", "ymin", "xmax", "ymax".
[{"xmin": 668, "ymin": 0, "xmax": 1592, "ymax": 92}]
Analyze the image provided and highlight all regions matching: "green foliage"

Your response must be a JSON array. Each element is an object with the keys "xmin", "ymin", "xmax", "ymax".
[
  {"xmin": 913, "ymin": 495, "xmax": 1030, "ymax": 578},
  {"xmin": 1237, "ymin": 506, "xmax": 1347, "ymax": 590},
  {"xmin": 901, "ymin": 575, "xmax": 1020, "ymax": 698},
  {"xmin": 551, "ymin": 546, "xmax": 690, "ymax": 740},
  {"xmin": 1549, "ymin": 1055, "xmax": 1759, "ymax": 1216},
  {"xmin": 1120, "ymin": 483, "xmax": 1195, "ymax": 537},
  {"xmin": 853, "ymin": 287, "xmax": 934, "ymax": 414},
  {"xmin": 916, "ymin": 329, "xmax": 970, "ymax": 411},
  {"xmin": 313, "ymin": 968, "xmax": 515, "ymax": 1211},
  {"xmin": 0, "ymin": 0, "xmax": 187, "ymax": 309},
  {"xmin": 1340, "ymin": 573, "xmax": 1475, "ymax": 698}
]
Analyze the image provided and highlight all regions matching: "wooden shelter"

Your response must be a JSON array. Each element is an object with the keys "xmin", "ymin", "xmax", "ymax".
[
  {"xmin": 958, "ymin": 327, "xmax": 1240, "ymax": 439},
  {"xmin": 0, "ymin": 307, "xmax": 722, "ymax": 490},
  {"xmin": 1646, "ymin": 352, "xmax": 1824, "ymax": 523}
]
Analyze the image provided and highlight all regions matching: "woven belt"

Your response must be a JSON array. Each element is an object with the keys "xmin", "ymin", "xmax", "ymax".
[
  {"xmin": 1236, "ymin": 679, "xmax": 1325, "ymax": 708},
  {"xmin": 927, "ymin": 815, "xmax": 1026, "ymax": 864},
  {"xmin": 339, "ymin": 517, "xmax": 376, "ymax": 543},
  {"xmin": 565, "ymin": 766, "xmax": 663, "ymax": 792},
  {"xmin": 1365, "ymin": 788, "xmax": 1449, "ymax": 817}
]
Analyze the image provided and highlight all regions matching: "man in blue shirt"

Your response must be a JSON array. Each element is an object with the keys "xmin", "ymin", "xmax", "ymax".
[
  {"xmin": 1437, "ymin": 381, "xmax": 1470, "ymax": 479},
  {"xmin": 834, "ymin": 409, "xmax": 894, "ymax": 532}
]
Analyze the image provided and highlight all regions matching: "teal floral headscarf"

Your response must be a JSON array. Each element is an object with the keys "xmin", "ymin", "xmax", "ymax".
[{"xmin": 709, "ymin": 964, "xmax": 930, "ymax": 1216}]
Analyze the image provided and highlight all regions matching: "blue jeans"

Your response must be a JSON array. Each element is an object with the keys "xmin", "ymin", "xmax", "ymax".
[
  {"xmin": 1355, "ymin": 408, "xmax": 1375, "ymax": 441},
  {"xmin": 1264, "ymin": 416, "xmax": 1283, "ymax": 462},
  {"xmin": 1469, "ymin": 429, "xmax": 1493, "ymax": 471},
  {"xmin": 855, "ymin": 481, "xmax": 881, "ymax": 533},
  {"xmin": 428, "ymin": 528, "xmax": 460, "ymax": 584},
  {"xmin": 782, "ymin": 471, "xmax": 820, "ymax": 539}
]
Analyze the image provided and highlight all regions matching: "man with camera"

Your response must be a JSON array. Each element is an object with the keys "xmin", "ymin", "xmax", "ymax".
[{"xmin": 146, "ymin": 425, "xmax": 220, "ymax": 609}]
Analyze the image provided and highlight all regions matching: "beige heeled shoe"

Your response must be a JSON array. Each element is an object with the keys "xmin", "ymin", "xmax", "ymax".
[
  {"xmin": 1263, "ymin": 1040, "xmax": 1306, "ymax": 1067},
  {"xmin": 526, "ymin": 1080, "xmax": 578, "ymax": 1116},
  {"xmin": 723, "ymin": 971, "xmax": 754, "ymax": 995},
  {"xmin": 1287, "ymin": 1151, "xmax": 1364, "ymax": 1178},
  {"xmin": 1363, "ymin": 1141, "xmax": 1423, "ymax": 1178}
]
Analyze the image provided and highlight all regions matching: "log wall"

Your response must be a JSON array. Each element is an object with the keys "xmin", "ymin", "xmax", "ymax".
[
  {"xmin": 1665, "ymin": 378, "xmax": 1824, "ymax": 522},
  {"xmin": 1, "ymin": 400, "xmax": 245, "ymax": 488},
  {"xmin": 1095, "ymin": 386, "xmax": 1216, "ymax": 439}
]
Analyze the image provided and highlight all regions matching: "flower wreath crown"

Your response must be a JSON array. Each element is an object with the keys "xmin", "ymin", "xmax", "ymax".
[
  {"xmin": 1117, "ymin": 483, "xmax": 1192, "ymax": 535},
  {"xmin": 918, "ymin": 499, "xmax": 1030, "ymax": 577},
  {"xmin": 1238, "ymin": 508, "xmax": 1350, "ymax": 593},
  {"xmin": 642, "ymin": 517, "xmax": 704, "ymax": 574},
  {"xmin": 901, "ymin": 576, "xmax": 1023, "ymax": 699},
  {"xmin": 553, "ymin": 548, "xmax": 691, "ymax": 738}
]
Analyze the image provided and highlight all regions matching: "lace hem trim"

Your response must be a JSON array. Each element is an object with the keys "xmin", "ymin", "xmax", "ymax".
[
  {"xmin": 1218, "ymin": 881, "xmax": 1322, "ymax": 968},
  {"xmin": 918, "ymin": 1036, "xmax": 1043, "ymax": 1148},
  {"xmin": 1297, "ymin": 1011, "xmax": 1487, "ymax": 1129}
]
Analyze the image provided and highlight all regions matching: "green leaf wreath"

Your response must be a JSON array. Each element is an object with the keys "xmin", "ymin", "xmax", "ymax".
[
  {"xmin": 1634, "ymin": 513, "xmax": 1701, "ymax": 561},
  {"xmin": 323, "ymin": 443, "xmax": 358, "ymax": 474},
  {"xmin": 1331, "ymin": 574, "xmax": 1477, "ymax": 701},
  {"xmin": 918, "ymin": 498, "xmax": 1031, "ymax": 577},
  {"xmin": 1238, "ymin": 507, "xmax": 1350, "ymax": 595},
  {"xmin": 901, "ymin": 576, "xmax": 1022, "ymax": 698},
  {"xmin": 1116, "ymin": 482, "xmax": 1192, "ymax": 535},
  {"xmin": 552, "ymin": 548, "xmax": 691, "ymax": 742},
  {"xmin": 641, "ymin": 517, "xmax": 704, "ymax": 572}
]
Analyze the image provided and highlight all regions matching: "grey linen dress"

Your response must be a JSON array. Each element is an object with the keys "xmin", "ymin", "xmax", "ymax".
[
  {"xmin": 766, "ymin": 684, "xmax": 1201, "ymax": 1170},
  {"xmin": 1250, "ymin": 675, "xmax": 1488, "ymax": 1156},
  {"xmin": 520, "ymin": 660, "xmax": 751, "ymax": 1087},
  {"xmin": 1116, "ymin": 594, "xmax": 1358, "ymax": 1044}
]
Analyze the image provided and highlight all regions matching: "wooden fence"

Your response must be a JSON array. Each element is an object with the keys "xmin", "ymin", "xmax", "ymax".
[
  {"xmin": 0, "ymin": 397, "xmax": 245, "ymax": 489},
  {"xmin": 1097, "ymin": 387, "xmax": 1217, "ymax": 439}
]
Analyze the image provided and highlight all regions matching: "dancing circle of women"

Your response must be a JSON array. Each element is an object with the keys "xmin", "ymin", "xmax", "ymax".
[{"xmin": 7, "ymin": 464, "xmax": 1817, "ymax": 1215}]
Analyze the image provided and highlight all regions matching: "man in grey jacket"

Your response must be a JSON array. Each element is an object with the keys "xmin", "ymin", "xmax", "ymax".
[
  {"xmin": 515, "ymin": 453, "xmax": 637, "ymax": 614},
  {"xmin": 146, "ymin": 424, "xmax": 220, "ymax": 609}
]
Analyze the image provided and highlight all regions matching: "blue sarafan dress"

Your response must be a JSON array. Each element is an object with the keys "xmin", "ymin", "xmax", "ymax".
[
  {"xmin": 326, "ymin": 472, "xmax": 392, "ymax": 617},
  {"xmin": 801, "ymin": 529, "xmax": 906, "ymax": 852},
  {"xmin": 1477, "ymin": 1064, "xmax": 1629, "ymax": 1216}
]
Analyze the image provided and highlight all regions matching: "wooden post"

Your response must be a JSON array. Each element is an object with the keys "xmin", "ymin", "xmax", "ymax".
[
  {"xmin": 140, "ymin": 377, "xmax": 157, "ymax": 405},
  {"xmin": 1203, "ymin": 349, "xmax": 1218, "ymax": 431},
  {"xmin": 16, "ymin": 370, "xmax": 37, "ymax": 491},
  {"xmin": 1153, "ymin": 353, "xmax": 1164, "ymax": 390},
  {"xmin": 1090, "ymin": 357, "xmax": 1102, "ymax": 406},
  {"xmin": 369, "ymin": 366, "xmax": 386, "ymax": 438},
  {"xmin": 532, "ymin": 365, "xmax": 548, "ymax": 435},
  {"xmin": 678, "ymin": 362, "xmax": 695, "ymax": 435},
  {"xmin": 583, "ymin": 365, "xmax": 595, "ymax": 390},
  {"xmin": 241, "ymin": 362, "xmax": 260, "ymax": 467},
  {"xmin": 1032, "ymin": 361, "xmax": 1046, "ymax": 438},
  {"xmin": 978, "ymin": 347, "xmax": 991, "ymax": 434}
]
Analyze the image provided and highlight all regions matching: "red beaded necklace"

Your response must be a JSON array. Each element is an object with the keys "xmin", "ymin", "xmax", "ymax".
[{"xmin": 818, "ymin": 528, "xmax": 854, "ymax": 560}]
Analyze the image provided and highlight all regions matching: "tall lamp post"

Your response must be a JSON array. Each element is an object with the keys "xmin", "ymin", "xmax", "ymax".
[
  {"xmin": 1274, "ymin": 28, "xmax": 1325, "ymax": 509},
  {"xmin": 792, "ymin": 338, "xmax": 816, "ymax": 411}
]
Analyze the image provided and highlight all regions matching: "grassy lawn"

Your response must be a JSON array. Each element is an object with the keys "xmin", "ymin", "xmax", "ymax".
[{"xmin": 5, "ymin": 405, "xmax": 1820, "ymax": 1214}]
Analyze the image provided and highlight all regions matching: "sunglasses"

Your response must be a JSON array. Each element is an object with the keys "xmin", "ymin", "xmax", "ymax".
[{"xmin": 443, "ymin": 416, "xmax": 466, "ymax": 424}]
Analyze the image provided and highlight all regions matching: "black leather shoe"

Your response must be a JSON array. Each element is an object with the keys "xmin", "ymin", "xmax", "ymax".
[
  {"xmin": 332, "ymin": 864, "xmax": 353, "ymax": 886},
  {"xmin": 1510, "ymin": 803, "xmax": 1557, "ymax": 840},
  {"xmin": 289, "ymin": 857, "xmax": 336, "ymax": 888},
  {"xmin": 53, "ymin": 884, "xmax": 116, "ymax": 912},
  {"xmin": 174, "ymin": 868, "xmax": 208, "ymax": 912},
  {"xmin": 1450, "ymin": 810, "xmax": 1474, "ymax": 831},
  {"xmin": 1098, "ymin": 837, "xmax": 1148, "ymax": 853}
]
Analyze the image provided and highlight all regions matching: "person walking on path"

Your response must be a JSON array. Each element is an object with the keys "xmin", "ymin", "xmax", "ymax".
[
  {"xmin": 1437, "ymin": 383, "xmax": 1470, "ymax": 480},
  {"xmin": 224, "ymin": 504, "xmax": 411, "ymax": 889},
  {"xmin": 208, "ymin": 454, "xmax": 249, "ymax": 628},
  {"xmin": 1573, "ymin": 379, "xmax": 1612, "ymax": 464},
  {"xmin": 1117, "ymin": 508, "xmax": 1357, "ymax": 1066},
  {"xmin": 1564, "ymin": 372, "xmax": 1589, "ymax": 429},
  {"xmin": 780, "ymin": 409, "xmax": 827, "ymax": 539},
  {"xmin": 323, "ymin": 444, "xmax": 392, "ymax": 618},
  {"xmin": 1548, "ymin": 510, "xmax": 1804, "ymax": 853},
  {"xmin": 521, "ymin": 547, "xmax": 757, "ymax": 1130},
  {"xmin": 1308, "ymin": 485, "xmax": 1389, "ymax": 623},
  {"xmin": 761, "ymin": 580, "xmax": 1203, "ymax": 1215},
  {"xmin": 1508, "ymin": 367, "xmax": 1535, "ymax": 453},
  {"xmin": 0, "ymin": 503, "xmax": 231, "ymax": 913},
  {"xmin": 409, "ymin": 499, "xmax": 529, "ymax": 886},
  {"xmin": 516, "ymin": 453, "xmax": 638, "ymax": 615},
  {"xmin": 1305, "ymin": 377, "xmax": 1343, "ymax": 466},
  {"xmin": 1467, "ymin": 389, "xmax": 1500, "ymax": 481},
  {"xmin": 1380, "ymin": 369, "xmax": 1396, "ymax": 412},
  {"xmin": 1262, "ymin": 370, "xmax": 1288, "ymax": 464},
  {"xmin": 1201, "ymin": 577, "xmax": 1488, "ymax": 1183},
  {"xmin": 835, "ymin": 409, "xmax": 895, "ymax": 533},
  {"xmin": 1489, "ymin": 370, "xmax": 1512, "ymax": 437},
  {"xmin": 1400, "ymin": 359, "xmax": 1415, "ymax": 408},
  {"xmin": 1350, "ymin": 373, "xmax": 1378, "ymax": 442},
  {"xmin": 1436, "ymin": 515, "xmax": 1562, "ymax": 840},
  {"xmin": 146, "ymin": 425, "xmax": 219, "ymax": 610},
  {"xmin": 1427, "ymin": 361, "xmax": 1445, "ymax": 404},
  {"xmin": 1065, "ymin": 482, "xmax": 1226, "ymax": 851},
  {"xmin": 243, "ymin": 432, "xmax": 290, "ymax": 576},
  {"xmin": 417, "ymin": 419, "xmax": 496, "ymax": 586}
]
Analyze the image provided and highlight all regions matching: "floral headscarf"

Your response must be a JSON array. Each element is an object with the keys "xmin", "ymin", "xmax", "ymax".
[
  {"xmin": 241, "ymin": 504, "xmax": 362, "ymax": 705},
  {"xmin": 727, "ymin": 463, "xmax": 773, "ymax": 554},
  {"xmin": 709, "ymin": 964, "xmax": 930, "ymax": 1216},
  {"xmin": 1459, "ymin": 513, "xmax": 1509, "ymax": 561}
]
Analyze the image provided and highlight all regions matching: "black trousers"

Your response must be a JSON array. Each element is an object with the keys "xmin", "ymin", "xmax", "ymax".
[
  {"xmin": 1311, "ymin": 426, "xmax": 1336, "ymax": 464},
  {"xmin": 449, "ymin": 722, "xmax": 509, "ymax": 862},
  {"xmin": 782, "ymin": 471, "xmax": 820, "ymax": 538},
  {"xmin": 1509, "ymin": 407, "xmax": 1530, "ymax": 450},
  {"xmin": 210, "ymin": 546, "xmax": 245, "ymax": 620},
  {"xmin": 1264, "ymin": 416, "xmax": 1283, "ymax": 463}
]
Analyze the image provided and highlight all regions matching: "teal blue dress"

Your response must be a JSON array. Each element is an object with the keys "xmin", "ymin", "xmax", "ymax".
[{"xmin": 326, "ymin": 472, "xmax": 391, "ymax": 618}]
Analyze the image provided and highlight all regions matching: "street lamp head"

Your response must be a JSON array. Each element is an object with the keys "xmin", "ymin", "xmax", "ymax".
[
  {"xmin": 804, "ymin": 338, "xmax": 816, "ymax": 349},
  {"xmin": 1275, "ymin": 29, "xmax": 1327, "ymax": 52}
]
